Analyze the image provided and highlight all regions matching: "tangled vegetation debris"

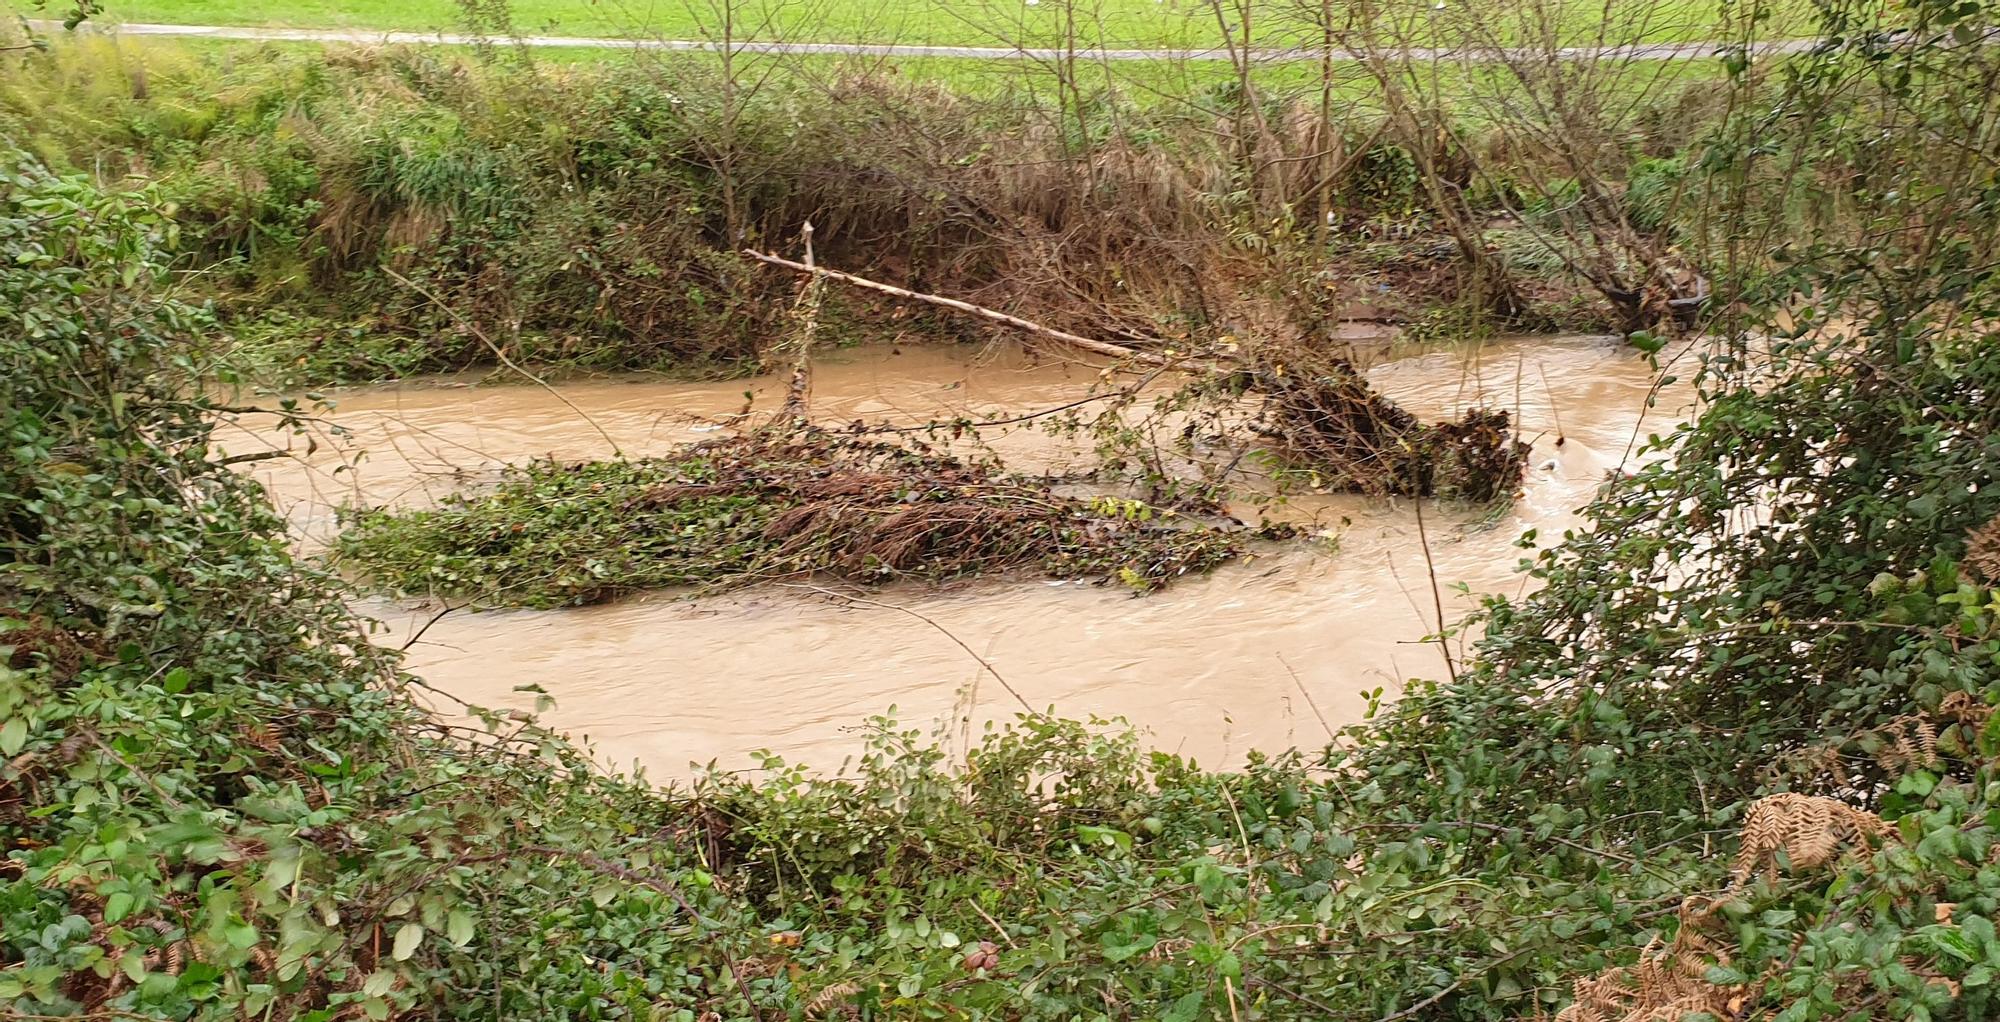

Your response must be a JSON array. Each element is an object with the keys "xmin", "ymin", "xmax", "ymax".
[
  {"xmin": 1245, "ymin": 357, "xmax": 1529, "ymax": 500},
  {"xmin": 337, "ymin": 429, "xmax": 1246, "ymax": 607},
  {"xmin": 754, "ymin": 252, "xmax": 1531, "ymax": 504}
]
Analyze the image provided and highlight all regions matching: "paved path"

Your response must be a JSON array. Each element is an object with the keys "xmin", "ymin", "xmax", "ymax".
[{"xmin": 38, "ymin": 19, "xmax": 1818, "ymax": 62}]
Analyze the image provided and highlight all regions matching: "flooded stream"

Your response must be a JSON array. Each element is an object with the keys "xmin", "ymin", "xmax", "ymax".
[{"xmin": 228, "ymin": 335, "xmax": 1691, "ymax": 779}]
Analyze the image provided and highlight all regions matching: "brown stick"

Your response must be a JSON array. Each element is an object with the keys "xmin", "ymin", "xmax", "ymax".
[
  {"xmin": 742, "ymin": 249, "xmax": 1163, "ymax": 365},
  {"xmin": 782, "ymin": 222, "xmax": 819, "ymax": 420}
]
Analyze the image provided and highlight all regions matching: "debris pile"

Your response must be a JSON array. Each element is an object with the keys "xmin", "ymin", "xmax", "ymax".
[
  {"xmin": 1251, "ymin": 358, "xmax": 1529, "ymax": 501},
  {"xmin": 749, "ymin": 251, "xmax": 1531, "ymax": 503},
  {"xmin": 338, "ymin": 429, "xmax": 1245, "ymax": 607}
]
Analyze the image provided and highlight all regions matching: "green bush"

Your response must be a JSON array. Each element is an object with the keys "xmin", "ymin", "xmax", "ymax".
[{"xmin": 8, "ymin": 0, "xmax": 2000, "ymax": 1017}]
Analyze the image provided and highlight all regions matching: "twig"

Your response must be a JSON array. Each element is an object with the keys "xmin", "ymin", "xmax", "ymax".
[
  {"xmin": 1371, "ymin": 947, "xmax": 1533, "ymax": 1022},
  {"xmin": 1275, "ymin": 652, "xmax": 1335, "ymax": 742},
  {"xmin": 862, "ymin": 363, "xmax": 1171, "ymax": 436},
  {"xmin": 399, "ymin": 601, "xmax": 465, "ymax": 652},
  {"xmin": 382, "ymin": 267, "xmax": 623, "ymax": 457},
  {"xmin": 216, "ymin": 449, "xmax": 294, "ymax": 467},
  {"xmin": 742, "ymin": 249, "xmax": 1169, "ymax": 365},
  {"xmin": 1410, "ymin": 497, "xmax": 1459, "ymax": 683},
  {"xmin": 1353, "ymin": 820, "xmax": 1642, "ymax": 867},
  {"xmin": 1246, "ymin": 975, "xmax": 1343, "ymax": 1015},
  {"xmin": 781, "ymin": 221, "xmax": 821, "ymax": 420},
  {"xmin": 967, "ymin": 899, "xmax": 1018, "ymax": 949},
  {"xmin": 1537, "ymin": 361, "xmax": 1566, "ymax": 446},
  {"xmin": 781, "ymin": 583, "xmax": 1033, "ymax": 713}
]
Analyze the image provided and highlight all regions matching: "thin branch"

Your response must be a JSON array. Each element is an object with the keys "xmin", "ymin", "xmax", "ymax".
[
  {"xmin": 780, "ymin": 583, "xmax": 1034, "ymax": 714},
  {"xmin": 742, "ymin": 249, "xmax": 1170, "ymax": 365},
  {"xmin": 382, "ymin": 267, "xmax": 624, "ymax": 457}
]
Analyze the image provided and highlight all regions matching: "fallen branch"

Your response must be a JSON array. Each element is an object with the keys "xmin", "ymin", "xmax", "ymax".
[
  {"xmin": 742, "ymin": 249, "xmax": 1526, "ymax": 500},
  {"xmin": 743, "ymin": 249, "xmax": 1166, "ymax": 365}
]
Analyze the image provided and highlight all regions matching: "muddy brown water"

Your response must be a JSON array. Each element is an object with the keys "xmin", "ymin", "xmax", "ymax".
[{"xmin": 227, "ymin": 335, "xmax": 1691, "ymax": 780}]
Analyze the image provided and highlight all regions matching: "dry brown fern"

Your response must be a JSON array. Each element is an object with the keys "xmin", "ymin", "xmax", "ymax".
[
  {"xmin": 1963, "ymin": 512, "xmax": 2000, "ymax": 585},
  {"xmin": 804, "ymin": 982, "xmax": 860, "ymax": 1017},
  {"xmin": 1768, "ymin": 698, "xmax": 1992, "ymax": 790},
  {"xmin": 1940, "ymin": 691, "xmax": 1993, "ymax": 731},
  {"xmin": 1731, "ymin": 794, "xmax": 1894, "ymax": 888},
  {"xmin": 1552, "ymin": 898, "xmax": 1739, "ymax": 1022},
  {"xmin": 138, "ymin": 918, "xmax": 188, "ymax": 976},
  {"xmin": 1764, "ymin": 741, "xmax": 1854, "ymax": 789},
  {"xmin": 1873, "ymin": 715, "xmax": 1940, "ymax": 774}
]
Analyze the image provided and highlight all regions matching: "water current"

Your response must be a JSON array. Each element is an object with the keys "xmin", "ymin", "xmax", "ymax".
[{"xmin": 229, "ymin": 334, "xmax": 1690, "ymax": 779}]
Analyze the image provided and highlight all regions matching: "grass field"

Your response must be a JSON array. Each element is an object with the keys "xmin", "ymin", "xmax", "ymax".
[
  {"xmin": 83, "ymin": 0, "xmax": 1235, "ymax": 48},
  {"xmin": 56, "ymin": 0, "xmax": 1776, "ymax": 50}
]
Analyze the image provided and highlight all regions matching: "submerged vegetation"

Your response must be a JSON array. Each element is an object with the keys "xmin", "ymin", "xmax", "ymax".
[
  {"xmin": 6, "ymin": 0, "xmax": 2000, "ymax": 1021},
  {"xmin": 337, "ymin": 430, "xmax": 1247, "ymax": 606}
]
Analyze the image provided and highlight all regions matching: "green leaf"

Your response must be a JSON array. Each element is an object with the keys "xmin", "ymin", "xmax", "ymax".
[
  {"xmin": 1213, "ymin": 950, "xmax": 1242, "ymax": 980},
  {"xmin": 163, "ymin": 667, "xmax": 190, "ymax": 694},
  {"xmin": 1627, "ymin": 330, "xmax": 1665, "ymax": 354},
  {"xmin": 1706, "ymin": 964, "xmax": 1749, "ymax": 985},
  {"xmin": 1193, "ymin": 863, "xmax": 1232, "ymax": 903},
  {"xmin": 391, "ymin": 922, "xmax": 424, "ymax": 962},
  {"xmin": 225, "ymin": 921, "xmax": 259, "ymax": 950},
  {"xmin": 0, "ymin": 717, "xmax": 25, "ymax": 756},
  {"xmin": 1161, "ymin": 991, "xmax": 1205, "ymax": 1022},
  {"xmin": 1929, "ymin": 926, "xmax": 1977, "ymax": 961},
  {"xmin": 104, "ymin": 892, "xmax": 135, "ymax": 923},
  {"xmin": 446, "ymin": 910, "xmax": 474, "ymax": 948},
  {"xmin": 1100, "ymin": 932, "xmax": 1158, "ymax": 963}
]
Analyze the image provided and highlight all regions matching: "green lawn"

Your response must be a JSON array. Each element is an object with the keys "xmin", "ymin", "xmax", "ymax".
[
  {"xmin": 94, "ymin": 0, "xmax": 1227, "ymax": 48},
  {"xmin": 59, "ymin": 0, "xmax": 1793, "ymax": 49}
]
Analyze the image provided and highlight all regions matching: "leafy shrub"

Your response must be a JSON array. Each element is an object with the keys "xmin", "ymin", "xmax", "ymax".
[{"xmin": 8, "ymin": 0, "xmax": 2000, "ymax": 1018}]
